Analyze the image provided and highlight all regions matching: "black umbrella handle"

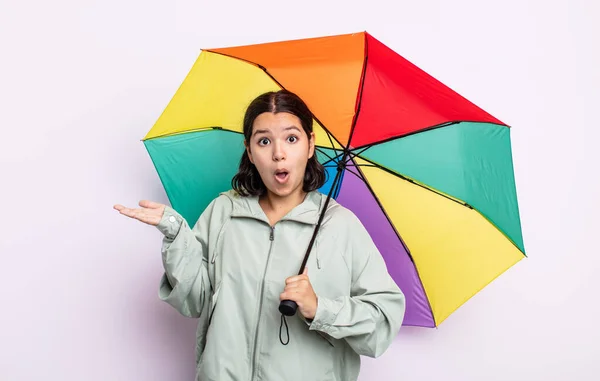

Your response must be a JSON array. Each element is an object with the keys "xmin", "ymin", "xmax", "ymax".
[
  {"xmin": 277, "ymin": 262, "xmax": 310, "ymax": 316},
  {"xmin": 278, "ymin": 262, "xmax": 305, "ymax": 316},
  {"xmin": 279, "ymin": 299, "xmax": 298, "ymax": 316},
  {"xmin": 277, "ymin": 161, "xmax": 345, "ymax": 317}
]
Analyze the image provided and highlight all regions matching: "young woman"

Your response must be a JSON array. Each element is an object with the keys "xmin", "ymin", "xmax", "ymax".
[{"xmin": 114, "ymin": 90, "xmax": 405, "ymax": 381}]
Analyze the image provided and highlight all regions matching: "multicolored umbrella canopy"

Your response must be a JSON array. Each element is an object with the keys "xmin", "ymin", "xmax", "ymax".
[{"xmin": 143, "ymin": 32, "xmax": 525, "ymax": 328}]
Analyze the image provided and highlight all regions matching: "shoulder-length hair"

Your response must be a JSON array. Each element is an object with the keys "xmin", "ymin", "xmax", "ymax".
[{"xmin": 231, "ymin": 90, "xmax": 326, "ymax": 197}]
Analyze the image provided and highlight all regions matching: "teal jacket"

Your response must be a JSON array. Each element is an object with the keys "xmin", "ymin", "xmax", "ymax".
[{"xmin": 156, "ymin": 189, "xmax": 405, "ymax": 381}]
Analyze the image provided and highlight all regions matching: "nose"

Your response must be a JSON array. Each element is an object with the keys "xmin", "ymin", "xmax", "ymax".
[{"xmin": 272, "ymin": 141, "xmax": 286, "ymax": 162}]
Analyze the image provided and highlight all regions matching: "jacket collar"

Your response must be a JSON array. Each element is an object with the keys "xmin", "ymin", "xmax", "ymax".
[{"xmin": 224, "ymin": 189, "xmax": 326, "ymax": 226}]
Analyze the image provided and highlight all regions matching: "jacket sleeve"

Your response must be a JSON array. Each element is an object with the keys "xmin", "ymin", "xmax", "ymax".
[
  {"xmin": 155, "ymin": 200, "xmax": 218, "ymax": 318},
  {"xmin": 308, "ymin": 213, "xmax": 406, "ymax": 358}
]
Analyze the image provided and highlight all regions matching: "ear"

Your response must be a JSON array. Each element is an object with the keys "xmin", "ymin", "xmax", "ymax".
[
  {"xmin": 244, "ymin": 140, "xmax": 254, "ymax": 164},
  {"xmin": 308, "ymin": 131, "xmax": 315, "ymax": 159}
]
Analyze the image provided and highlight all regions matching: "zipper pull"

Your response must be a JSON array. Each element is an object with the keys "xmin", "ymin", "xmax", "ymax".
[{"xmin": 269, "ymin": 226, "xmax": 274, "ymax": 241}]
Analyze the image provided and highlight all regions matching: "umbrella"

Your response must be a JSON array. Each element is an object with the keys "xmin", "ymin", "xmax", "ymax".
[{"xmin": 143, "ymin": 32, "xmax": 525, "ymax": 328}]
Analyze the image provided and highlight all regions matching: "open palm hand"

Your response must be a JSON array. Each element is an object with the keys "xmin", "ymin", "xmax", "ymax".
[{"xmin": 113, "ymin": 200, "xmax": 166, "ymax": 226}]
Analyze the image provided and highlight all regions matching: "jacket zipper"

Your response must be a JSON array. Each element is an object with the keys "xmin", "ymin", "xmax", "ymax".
[{"xmin": 250, "ymin": 225, "xmax": 275, "ymax": 381}]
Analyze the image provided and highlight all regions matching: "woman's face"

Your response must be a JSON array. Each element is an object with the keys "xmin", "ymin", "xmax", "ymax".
[{"xmin": 246, "ymin": 111, "xmax": 315, "ymax": 200}]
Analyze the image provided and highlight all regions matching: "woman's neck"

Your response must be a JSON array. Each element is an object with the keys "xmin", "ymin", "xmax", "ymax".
[{"xmin": 259, "ymin": 189, "xmax": 307, "ymax": 226}]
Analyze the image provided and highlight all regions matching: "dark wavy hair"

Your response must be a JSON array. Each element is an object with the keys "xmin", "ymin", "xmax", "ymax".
[{"xmin": 231, "ymin": 90, "xmax": 326, "ymax": 197}]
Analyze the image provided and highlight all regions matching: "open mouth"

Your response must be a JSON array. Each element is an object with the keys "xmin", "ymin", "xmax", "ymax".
[{"xmin": 274, "ymin": 170, "xmax": 289, "ymax": 183}]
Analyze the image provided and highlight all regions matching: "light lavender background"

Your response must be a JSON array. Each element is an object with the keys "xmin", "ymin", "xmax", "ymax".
[{"xmin": 1, "ymin": 0, "xmax": 598, "ymax": 380}]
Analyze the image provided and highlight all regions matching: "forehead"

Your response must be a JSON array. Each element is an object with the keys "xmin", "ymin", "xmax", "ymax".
[{"xmin": 252, "ymin": 112, "xmax": 303, "ymax": 134}]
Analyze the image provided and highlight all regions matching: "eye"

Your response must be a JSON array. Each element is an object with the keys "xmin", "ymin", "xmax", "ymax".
[
  {"xmin": 287, "ymin": 135, "xmax": 298, "ymax": 143},
  {"xmin": 258, "ymin": 137, "xmax": 270, "ymax": 146}
]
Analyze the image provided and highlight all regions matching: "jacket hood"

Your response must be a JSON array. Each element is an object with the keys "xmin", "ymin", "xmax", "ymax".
[{"xmin": 221, "ymin": 189, "xmax": 335, "ymax": 226}]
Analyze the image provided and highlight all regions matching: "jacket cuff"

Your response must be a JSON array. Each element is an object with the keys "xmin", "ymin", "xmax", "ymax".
[
  {"xmin": 298, "ymin": 314, "xmax": 313, "ymax": 327},
  {"xmin": 309, "ymin": 296, "xmax": 342, "ymax": 332},
  {"xmin": 156, "ymin": 206, "xmax": 183, "ymax": 239}
]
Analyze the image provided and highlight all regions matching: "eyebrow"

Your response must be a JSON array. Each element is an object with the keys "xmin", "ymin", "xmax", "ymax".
[{"xmin": 252, "ymin": 126, "xmax": 301, "ymax": 136}]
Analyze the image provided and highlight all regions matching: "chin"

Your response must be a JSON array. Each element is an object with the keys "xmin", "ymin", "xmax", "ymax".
[
  {"xmin": 268, "ymin": 188, "xmax": 292, "ymax": 198},
  {"xmin": 266, "ymin": 183, "xmax": 302, "ymax": 198}
]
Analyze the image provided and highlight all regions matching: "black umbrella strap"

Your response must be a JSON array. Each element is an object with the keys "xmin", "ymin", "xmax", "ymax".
[{"xmin": 279, "ymin": 314, "xmax": 290, "ymax": 345}]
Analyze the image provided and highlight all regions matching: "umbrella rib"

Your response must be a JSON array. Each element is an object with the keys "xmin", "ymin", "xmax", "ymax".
[
  {"xmin": 325, "ymin": 131, "xmax": 343, "ymax": 158},
  {"xmin": 320, "ymin": 153, "xmax": 343, "ymax": 168},
  {"xmin": 355, "ymin": 155, "xmax": 526, "ymax": 256},
  {"xmin": 350, "ymin": 120, "xmax": 508, "ymax": 152},
  {"xmin": 350, "ymin": 157, "xmax": 438, "ymax": 327},
  {"xmin": 351, "ymin": 144, "xmax": 374, "ymax": 158},
  {"xmin": 315, "ymin": 147, "xmax": 335, "ymax": 162},
  {"xmin": 142, "ymin": 126, "xmax": 232, "ymax": 141},
  {"xmin": 352, "ymin": 121, "xmax": 459, "ymax": 152},
  {"xmin": 356, "ymin": 156, "xmax": 475, "ymax": 210},
  {"xmin": 348, "ymin": 157, "xmax": 414, "ymax": 262},
  {"xmin": 343, "ymin": 166, "xmax": 362, "ymax": 179},
  {"xmin": 322, "ymin": 163, "xmax": 378, "ymax": 170},
  {"xmin": 344, "ymin": 33, "xmax": 369, "ymax": 149},
  {"xmin": 145, "ymin": 126, "xmax": 339, "ymax": 160},
  {"xmin": 323, "ymin": 163, "xmax": 378, "ymax": 168},
  {"xmin": 205, "ymin": 49, "xmax": 345, "ymax": 152},
  {"xmin": 320, "ymin": 148, "xmax": 361, "ymax": 168},
  {"xmin": 321, "ymin": 150, "xmax": 378, "ymax": 169}
]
